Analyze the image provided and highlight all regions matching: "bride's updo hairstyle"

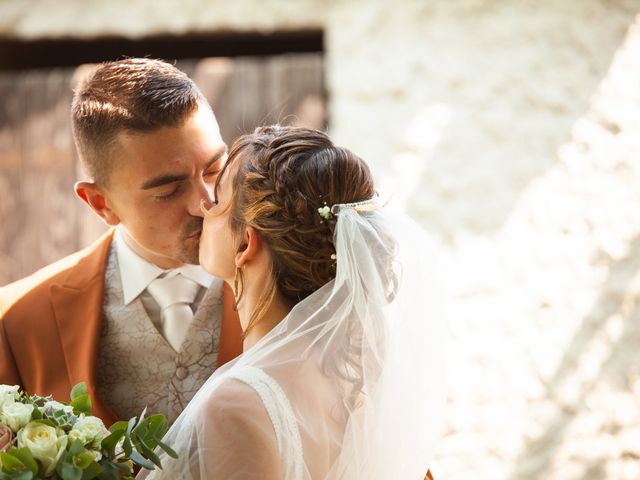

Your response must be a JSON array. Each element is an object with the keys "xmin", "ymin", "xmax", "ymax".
[{"xmin": 214, "ymin": 125, "xmax": 375, "ymax": 331}]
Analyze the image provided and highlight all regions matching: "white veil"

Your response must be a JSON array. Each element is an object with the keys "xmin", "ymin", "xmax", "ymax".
[{"xmin": 140, "ymin": 201, "xmax": 445, "ymax": 480}]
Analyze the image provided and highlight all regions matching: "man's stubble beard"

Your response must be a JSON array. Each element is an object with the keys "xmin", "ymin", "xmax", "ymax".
[
  {"xmin": 178, "ymin": 217, "xmax": 204, "ymax": 265},
  {"xmin": 177, "ymin": 239, "xmax": 200, "ymax": 265}
]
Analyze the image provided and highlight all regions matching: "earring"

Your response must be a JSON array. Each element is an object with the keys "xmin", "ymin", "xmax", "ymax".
[{"xmin": 233, "ymin": 266, "xmax": 244, "ymax": 311}]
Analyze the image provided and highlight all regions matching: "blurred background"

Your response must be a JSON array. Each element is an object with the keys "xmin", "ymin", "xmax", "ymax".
[{"xmin": 1, "ymin": 0, "xmax": 640, "ymax": 478}]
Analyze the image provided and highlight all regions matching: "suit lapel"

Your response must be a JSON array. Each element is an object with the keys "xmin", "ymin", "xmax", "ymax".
[
  {"xmin": 50, "ymin": 229, "xmax": 117, "ymax": 424},
  {"xmin": 50, "ymin": 279, "xmax": 104, "ymax": 392}
]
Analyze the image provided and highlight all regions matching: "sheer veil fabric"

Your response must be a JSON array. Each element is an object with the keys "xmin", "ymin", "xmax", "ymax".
[{"xmin": 139, "ymin": 203, "xmax": 445, "ymax": 480}]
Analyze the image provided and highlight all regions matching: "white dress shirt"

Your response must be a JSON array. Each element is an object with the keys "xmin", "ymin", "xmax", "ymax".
[{"xmin": 114, "ymin": 227, "xmax": 213, "ymax": 332}]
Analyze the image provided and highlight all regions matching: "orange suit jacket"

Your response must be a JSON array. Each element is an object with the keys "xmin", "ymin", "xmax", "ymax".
[{"xmin": 0, "ymin": 229, "xmax": 243, "ymax": 427}]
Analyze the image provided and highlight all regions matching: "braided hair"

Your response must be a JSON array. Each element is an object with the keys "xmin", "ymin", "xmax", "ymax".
[{"xmin": 216, "ymin": 125, "xmax": 375, "ymax": 332}]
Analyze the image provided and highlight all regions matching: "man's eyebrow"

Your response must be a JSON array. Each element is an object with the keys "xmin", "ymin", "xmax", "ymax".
[
  {"xmin": 140, "ymin": 173, "xmax": 189, "ymax": 190},
  {"xmin": 140, "ymin": 146, "xmax": 228, "ymax": 190}
]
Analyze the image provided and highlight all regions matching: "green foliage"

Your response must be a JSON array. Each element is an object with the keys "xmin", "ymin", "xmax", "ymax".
[
  {"xmin": 99, "ymin": 408, "xmax": 176, "ymax": 473},
  {"xmin": 0, "ymin": 451, "xmax": 32, "ymax": 476},
  {"xmin": 69, "ymin": 383, "xmax": 92, "ymax": 417},
  {"xmin": 7, "ymin": 449, "xmax": 37, "ymax": 476},
  {"xmin": 70, "ymin": 384, "xmax": 87, "ymax": 402},
  {"xmin": 0, "ymin": 471, "xmax": 33, "ymax": 480},
  {"xmin": 47, "ymin": 408, "xmax": 78, "ymax": 430},
  {"xmin": 25, "ymin": 394, "xmax": 52, "ymax": 408},
  {"xmin": 0, "ymin": 383, "xmax": 177, "ymax": 480}
]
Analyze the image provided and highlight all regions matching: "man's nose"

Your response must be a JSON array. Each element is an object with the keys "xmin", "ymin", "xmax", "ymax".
[{"xmin": 189, "ymin": 179, "xmax": 215, "ymax": 217}]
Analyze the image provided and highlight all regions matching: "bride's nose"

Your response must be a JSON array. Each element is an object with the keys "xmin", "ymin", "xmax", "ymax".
[{"xmin": 190, "ymin": 179, "xmax": 215, "ymax": 217}]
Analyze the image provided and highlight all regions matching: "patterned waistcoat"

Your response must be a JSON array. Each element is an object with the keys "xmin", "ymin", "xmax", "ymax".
[{"xmin": 96, "ymin": 244, "xmax": 223, "ymax": 424}]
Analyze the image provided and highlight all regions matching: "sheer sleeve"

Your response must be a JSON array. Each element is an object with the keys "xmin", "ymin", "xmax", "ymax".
[
  {"xmin": 197, "ymin": 378, "xmax": 282, "ymax": 480},
  {"xmin": 139, "ymin": 378, "xmax": 281, "ymax": 480}
]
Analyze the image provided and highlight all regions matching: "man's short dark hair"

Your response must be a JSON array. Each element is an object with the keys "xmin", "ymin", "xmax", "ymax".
[{"xmin": 71, "ymin": 58, "xmax": 207, "ymax": 185}]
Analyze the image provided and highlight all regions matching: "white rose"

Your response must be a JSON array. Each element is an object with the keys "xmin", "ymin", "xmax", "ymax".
[
  {"xmin": 17, "ymin": 422, "xmax": 68, "ymax": 476},
  {"xmin": 42, "ymin": 400, "xmax": 74, "ymax": 415},
  {"xmin": 1, "ymin": 402, "xmax": 34, "ymax": 432},
  {"xmin": 68, "ymin": 415, "xmax": 108, "ymax": 448},
  {"xmin": 0, "ymin": 385, "xmax": 19, "ymax": 410}
]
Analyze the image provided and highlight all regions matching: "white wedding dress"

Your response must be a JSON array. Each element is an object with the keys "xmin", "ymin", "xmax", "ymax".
[{"xmin": 140, "ymin": 203, "xmax": 445, "ymax": 480}]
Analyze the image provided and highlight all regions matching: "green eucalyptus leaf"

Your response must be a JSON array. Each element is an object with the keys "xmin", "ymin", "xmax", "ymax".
[
  {"xmin": 122, "ymin": 435, "xmax": 133, "ymax": 458},
  {"xmin": 68, "ymin": 439, "xmax": 85, "ymax": 457},
  {"xmin": 156, "ymin": 440, "xmax": 178, "ymax": 459},
  {"xmin": 80, "ymin": 461, "xmax": 101, "ymax": 480},
  {"xmin": 73, "ymin": 451, "xmax": 95, "ymax": 470},
  {"xmin": 122, "ymin": 417, "xmax": 137, "ymax": 457},
  {"xmin": 128, "ymin": 451, "xmax": 155, "ymax": 471},
  {"xmin": 0, "ymin": 471, "xmax": 32, "ymax": 480},
  {"xmin": 108, "ymin": 421, "xmax": 128, "ymax": 434},
  {"xmin": 146, "ymin": 422, "xmax": 165, "ymax": 440},
  {"xmin": 56, "ymin": 461, "xmax": 83, "ymax": 480},
  {"xmin": 153, "ymin": 415, "xmax": 169, "ymax": 437},
  {"xmin": 101, "ymin": 430, "xmax": 124, "ymax": 459},
  {"xmin": 137, "ymin": 407, "xmax": 147, "ymax": 425},
  {"xmin": 71, "ymin": 394, "xmax": 92, "ymax": 416},
  {"xmin": 70, "ymin": 383, "xmax": 88, "ymax": 401},
  {"xmin": 7, "ymin": 450, "xmax": 36, "ymax": 476},
  {"xmin": 135, "ymin": 414, "xmax": 168, "ymax": 442},
  {"xmin": 126, "ymin": 417, "xmax": 137, "ymax": 437},
  {"xmin": 97, "ymin": 461, "xmax": 121, "ymax": 479},
  {"xmin": 0, "ymin": 452, "xmax": 26, "ymax": 473},
  {"xmin": 135, "ymin": 436, "xmax": 161, "ymax": 468}
]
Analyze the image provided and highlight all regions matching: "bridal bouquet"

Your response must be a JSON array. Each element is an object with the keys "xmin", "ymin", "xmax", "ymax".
[{"xmin": 0, "ymin": 383, "xmax": 176, "ymax": 479}]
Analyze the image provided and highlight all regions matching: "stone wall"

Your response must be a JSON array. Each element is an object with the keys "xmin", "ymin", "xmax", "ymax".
[{"xmin": 2, "ymin": 1, "xmax": 640, "ymax": 478}]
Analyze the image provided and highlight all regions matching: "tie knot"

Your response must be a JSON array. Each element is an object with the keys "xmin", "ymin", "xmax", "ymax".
[{"xmin": 147, "ymin": 274, "xmax": 200, "ymax": 310}]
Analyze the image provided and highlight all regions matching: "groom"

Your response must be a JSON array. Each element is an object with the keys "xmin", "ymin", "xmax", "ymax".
[{"xmin": 0, "ymin": 58, "xmax": 242, "ymax": 426}]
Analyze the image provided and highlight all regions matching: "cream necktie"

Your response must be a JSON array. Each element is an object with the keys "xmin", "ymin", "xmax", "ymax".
[{"xmin": 147, "ymin": 274, "xmax": 200, "ymax": 352}]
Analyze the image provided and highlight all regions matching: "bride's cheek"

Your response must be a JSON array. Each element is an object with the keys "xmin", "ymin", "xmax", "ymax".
[{"xmin": 199, "ymin": 223, "xmax": 214, "ymax": 264}]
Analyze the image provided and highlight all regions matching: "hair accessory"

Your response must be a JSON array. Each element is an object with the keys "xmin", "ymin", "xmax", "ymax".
[
  {"xmin": 318, "ymin": 202, "xmax": 334, "ymax": 221},
  {"xmin": 330, "ymin": 194, "xmax": 384, "ymax": 216}
]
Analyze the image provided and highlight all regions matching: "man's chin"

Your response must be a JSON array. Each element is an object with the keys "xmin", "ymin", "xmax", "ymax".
[{"xmin": 179, "ymin": 238, "xmax": 201, "ymax": 265}]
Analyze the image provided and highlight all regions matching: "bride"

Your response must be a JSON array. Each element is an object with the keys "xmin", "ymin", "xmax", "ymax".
[{"xmin": 140, "ymin": 126, "xmax": 444, "ymax": 479}]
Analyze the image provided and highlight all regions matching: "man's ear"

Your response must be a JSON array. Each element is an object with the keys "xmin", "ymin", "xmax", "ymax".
[
  {"xmin": 235, "ymin": 226, "xmax": 262, "ymax": 268},
  {"xmin": 74, "ymin": 181, "xmax": 121, "ymax": 226}
]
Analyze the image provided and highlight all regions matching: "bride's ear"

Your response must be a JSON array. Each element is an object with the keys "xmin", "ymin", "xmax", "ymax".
[{"xmin": 235, "ymin": 226, "xmax": 262, "ymax": 267}]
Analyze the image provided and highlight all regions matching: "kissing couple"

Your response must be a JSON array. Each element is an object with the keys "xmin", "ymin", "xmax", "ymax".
[{"xmin": 0, "ymin": 59, "xmax": 443, "ymax": 479}]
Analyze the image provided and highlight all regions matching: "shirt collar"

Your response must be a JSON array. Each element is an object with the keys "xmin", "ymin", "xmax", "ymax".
[{"xmin": 114, "ymin": 227, "xmax": 213, "ymax": 305}]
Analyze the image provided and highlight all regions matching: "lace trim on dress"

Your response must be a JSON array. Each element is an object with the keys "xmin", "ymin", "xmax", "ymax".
[{"xmin": 229, "ymin": 366, "xmax": 304, "ymax": 480}]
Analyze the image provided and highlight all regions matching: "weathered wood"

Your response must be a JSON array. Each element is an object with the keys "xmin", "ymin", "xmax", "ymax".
[{"xmin": 0, "ymin": 54, "xmax": 325, "ymax": 285}]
